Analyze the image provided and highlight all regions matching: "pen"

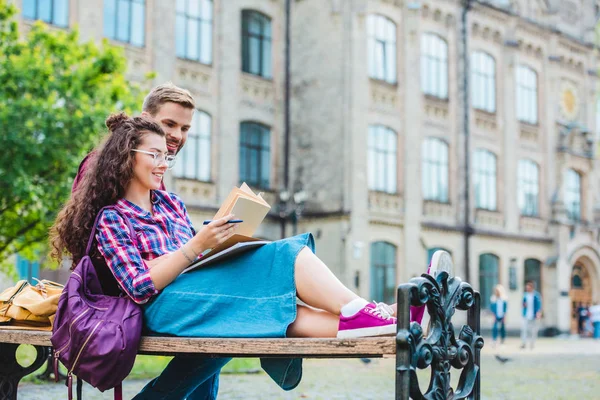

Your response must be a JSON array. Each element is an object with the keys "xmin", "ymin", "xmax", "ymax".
[{"xmin": 203, "ymin": 219, "xmax": 244, "ymax": 225}]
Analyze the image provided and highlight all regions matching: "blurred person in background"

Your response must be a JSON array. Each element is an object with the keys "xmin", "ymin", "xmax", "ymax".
[
  {"xmin": 521, "ymin": 280, "xmax": 542, "ymax": 350},
  {"xmin": 490, "ymin": 284, "xmax": 507, "ymax": 348}
]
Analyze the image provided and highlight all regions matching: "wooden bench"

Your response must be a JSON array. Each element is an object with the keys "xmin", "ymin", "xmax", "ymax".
[{"xmin": 0, "ymin": 272, "xmax": 483, "ymax": 399}]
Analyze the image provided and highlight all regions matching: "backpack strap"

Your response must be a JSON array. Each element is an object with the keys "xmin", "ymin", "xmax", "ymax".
[
  {"xmin": 76, "ymin": 376, "xmax": 83, "ymax": 400},
  {"xmin": 114, "ymin": 383, "xmax": 123, "ymax": 400},
  {"xmin": 85, "ymin": 205, "xmax": 138, "ymax": 255}
]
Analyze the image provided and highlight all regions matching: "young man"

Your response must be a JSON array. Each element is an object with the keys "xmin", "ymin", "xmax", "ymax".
[
  {"xmin": 520, "ymin": 280, "xmax": 542, "ymax": 349},
  {"xmin": 71, "ymin": 83, "xmax": 233, "ymax": 399},
  {"xmin": 72, "ymin": 82, "xmax": 195, "ymax": 191}
]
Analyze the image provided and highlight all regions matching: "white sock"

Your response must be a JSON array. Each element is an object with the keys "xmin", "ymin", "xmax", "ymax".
[{"xmin": 341, "ymin": 298, "xmax": 369, "ymax": 317}]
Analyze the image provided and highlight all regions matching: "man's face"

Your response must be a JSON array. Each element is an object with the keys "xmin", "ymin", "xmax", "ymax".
[
  {"xmin": 143, "ymin": 102, "xmax": 194, "ymax": 155},
  {"xmin": 526, "ymin": 283, "xmax": 534, "ymax": 293}
]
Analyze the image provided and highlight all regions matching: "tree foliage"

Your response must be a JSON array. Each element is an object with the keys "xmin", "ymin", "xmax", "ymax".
[{"xmin": 0, "ymin": 1, "xmax": 144, "ymax": 274}]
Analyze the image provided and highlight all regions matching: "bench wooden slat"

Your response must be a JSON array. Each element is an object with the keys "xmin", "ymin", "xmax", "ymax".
[{"xmin": 0, "ymin": 329, "xmax": 395, "ymax": 358}]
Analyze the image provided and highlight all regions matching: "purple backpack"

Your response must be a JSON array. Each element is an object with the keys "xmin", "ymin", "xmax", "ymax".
[{"xmin": 51, "ymin": 206, "xmax": 142, "ymax": 400}]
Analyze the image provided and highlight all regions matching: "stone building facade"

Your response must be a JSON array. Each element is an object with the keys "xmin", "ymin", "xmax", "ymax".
[{"xmin": 14, "ymin": 0, "xmax": 600, "ymax": 333}]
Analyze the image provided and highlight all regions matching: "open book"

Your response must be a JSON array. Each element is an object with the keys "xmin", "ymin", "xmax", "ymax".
[{"xmin": 183, "ymin": 183, "xmax": 272, "ymax": 273}]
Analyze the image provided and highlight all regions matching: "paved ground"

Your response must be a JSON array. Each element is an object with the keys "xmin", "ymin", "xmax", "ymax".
[{"xmin": 17, "ymin": 337, "xmax": 600, "ymax": 399}]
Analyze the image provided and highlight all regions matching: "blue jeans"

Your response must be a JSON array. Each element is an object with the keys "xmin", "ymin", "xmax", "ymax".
[
  {"xmin": 594, "ymin": 321, "xmax": 600, "ymax": 339},
  {"xmin": 492, "ymin": 317, "xmax": 505, "ymax": 342},
  {"xmin": 133, "ymin": 356, "xmax": 231, "ymax": 400}
]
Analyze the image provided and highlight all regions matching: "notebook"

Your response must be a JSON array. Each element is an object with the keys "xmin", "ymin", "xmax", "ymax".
[{"xmin": 182, "ymin": 183, "xmax": 272, "ymax": 273}]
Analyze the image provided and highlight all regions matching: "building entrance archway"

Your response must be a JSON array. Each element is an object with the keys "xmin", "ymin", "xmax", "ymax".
[{"xmin": 569, "ymin": 263, "xmax": 593, "ymax": 334}]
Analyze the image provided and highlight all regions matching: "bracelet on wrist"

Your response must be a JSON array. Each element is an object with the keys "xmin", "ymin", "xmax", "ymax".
[{"xmin": 180, "ymin": 245, "xmax": 194, "ymax": 263}]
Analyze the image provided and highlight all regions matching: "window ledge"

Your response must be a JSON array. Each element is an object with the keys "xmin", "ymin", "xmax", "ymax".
[
  {"xmin": 423, "ymin": 201, "xmax": 454, "ymax": 220},
  {"xmin": 174, "ymin": 179, "xmax": 217, "ymax": 207},
  {"xmin": 22, "ymin": 18, "xmax": 69, "ymax": 30},
  {"xmin": 519, "ymin": 122, "xmax": 540, "ymax": 142},
  {"xmin": 474, "ymin": 108, "xmax": 497, "ymax": 131},
  {"xmin": 106, "ymin": 38, "xmax": 147, "ymax": 53},
  {"xmin": 241, "ymin": 71, "xmax": 273, "ymax": 83},
  {"xmin": 475, "ymin": 209, "xmax": 504, "ymax": 228},
  {"xmin": 368, "ymin": 191, "xmax": 403, "ymax": 219},
  {"xmin": 519, "ymin": 216, "xmax": 546, "ymax": 234},
  {"xmin": 424, "ymin": 96, "xmax": 449, "ymax": 119},
  {"xmin": 369, "ymin": 78, "xmax": 398, "ymax": 88}
]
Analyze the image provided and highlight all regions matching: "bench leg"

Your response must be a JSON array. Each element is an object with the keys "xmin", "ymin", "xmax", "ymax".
[{"xmin": 0, "ymin": 343, "xmax": 50, "ymax": 400}]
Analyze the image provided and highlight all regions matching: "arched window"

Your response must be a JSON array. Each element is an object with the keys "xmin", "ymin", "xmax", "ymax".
[
  {"xmin": 422, "ymin": 138, "xmax": 449, "ymax": 202},
  {"xmin": 524, "ymin": 258, "xmax": 541, "ymax": 294},
  {"xmin": 565, "ymin": 169, "xmax": 581, "ymax": 221},
  {"xmin": 174, "ymin": 110, "xmax": 212, "ymax": 181},
  {"xmin": 518, "ymin": 159, "xmax": 539, "ymax": 217},
  {"xmin": 370, "ymin": 242, "xmax": 397, "ymax": 305},
  {"xmin": 479, "ymin": 253, "xmax": 499, "ymax": 309},
  {"xmin": 239, "ymin": 122, "xmax": 271, "ymax": 188},
  {"xmin": 516, "ymin": 65, "xmax": 538, "ymax": 124},
  {"xmin": 176, "ymin": 0, "xmax": 213, "ymax": 64},
  {"xmin": 474, "ymin": 149, "xmax": 497, "ymax": 211},
  {"xmin": 368, "ymin": 125, "xmax": 397, "ymax": 193},
  {"xmin": 367, "ymin": 15, "xmax": 397, "ymax": 83},
  {"xmin": 421, "ymin": 33, "xmax": 448, "ymax": 99},
  {"xmin": 471, "ymin": 51, "xmax": 496, "ymax": 112},
  {"xmin": 241, "ymin": 10, "xmax": 272, "ymax": 78}
]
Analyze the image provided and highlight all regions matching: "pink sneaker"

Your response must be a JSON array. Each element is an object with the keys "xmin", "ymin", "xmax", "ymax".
[{"xmin": 337, "ymin": 302, "xmax": 397, "ymax": 338}]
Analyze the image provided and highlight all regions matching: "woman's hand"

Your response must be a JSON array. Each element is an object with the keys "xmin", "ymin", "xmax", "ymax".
[{"xmin": 189, "ymin": 213, "xmax": 238, "ymax": 255}]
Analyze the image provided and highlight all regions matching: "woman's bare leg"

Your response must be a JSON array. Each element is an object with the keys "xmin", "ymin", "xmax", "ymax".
[
  {"xmin": 287, "ymin": 305, "xmax": 339, "ymax": 338},
  {"xmin": 295, "ymin": 247, "xmax": 359, "ymax": 315}
]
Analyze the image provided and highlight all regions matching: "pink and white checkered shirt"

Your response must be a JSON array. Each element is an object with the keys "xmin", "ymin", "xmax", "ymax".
[{"xmin": 95, "ymin": 190, "xmax": 196, "ymax": 304}]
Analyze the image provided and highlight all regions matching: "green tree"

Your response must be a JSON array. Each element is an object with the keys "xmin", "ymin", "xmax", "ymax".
[{"xmin": 0, "ymin": 1, "xmax": 144, "ymax": 275}]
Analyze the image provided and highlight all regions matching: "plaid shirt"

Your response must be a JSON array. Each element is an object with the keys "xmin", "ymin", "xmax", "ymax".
[{"xmin": 96, "ymin": 190, "xmax": 196, "ymax": 304}]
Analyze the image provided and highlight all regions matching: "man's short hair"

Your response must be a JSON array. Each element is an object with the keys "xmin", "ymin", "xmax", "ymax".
[
  {"xmin": 526, "ymin": 280, "xmax": 535, "ymax": 288},
  {"xmin": 142, "ymin": 82, "xmax": 195, "ymax": 116}
]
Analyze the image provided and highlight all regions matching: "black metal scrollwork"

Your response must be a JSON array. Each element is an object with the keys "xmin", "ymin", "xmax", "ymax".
[
  {"xmin": 0, "ymin": 343, "xmax": 50, "ymax": 400},
  {"xmin": 396, "ymin": 272, "xmax": 484, "ymax": 400}
]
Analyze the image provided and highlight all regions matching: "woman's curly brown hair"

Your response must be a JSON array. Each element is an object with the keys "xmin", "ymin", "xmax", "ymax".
[{"xmin": 49, "ymin": 112, "xmax": 165, "ymax": 265}]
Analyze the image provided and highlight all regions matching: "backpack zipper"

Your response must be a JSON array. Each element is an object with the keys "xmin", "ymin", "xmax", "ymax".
[
  {"xmin": 69, "ymin": 319, "xmax": 103, "ymax": 373},
  {"xmin": 53, "ymin": 308, "xmax": 91, "ymax": 382},
  {"xmin": 66, "ymin": 319, "xmax": 103, "ymax": 398}
]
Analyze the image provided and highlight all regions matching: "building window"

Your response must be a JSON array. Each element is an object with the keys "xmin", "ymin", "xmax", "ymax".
[
  {"xmin": 103, "ymin": 0, "xmax": 145, "ymax": 47},
  {"xmin": 474, "ymin": 149, "xmax": 497, "ymax": 211},
  {"xmin": 368, "ymin": 125, "xmax": 397, "ymax": 193},
  {"xmin": 479, "ymin": 253, "xmax": 499, "ymax": 309},
  {"xmin": 176, "ymin": 0, "xmax": 212, "ymax": 64},
  {"xmin": 471, "ymin": 51, "xmax": 496, "ymax": 112},
  {"xmin": 565, "ymin": 169, "xmax": 581, "ymax": 221},
  {"xmin": 239, "ymin": 122, "xmax": 270, "ymax": 189},
  {"xmin": 241, "ymin": 10, "xmax": 272, "ymax": 78},
  {"xmin": 422, "ymin": 138, "xmax": 449, "ymax": 203},
  {"xmin": 370, "ymin": 241, "xmax": 397, "ymax": 305},
  {"xmin": 516, "ymin": 65, "xmax": 538, "ymax": 124},
  {"xmin": 22, "ymin": 0, "xmax": 69, "ymax": 27},
  {"xmin": 421, "ymin": 33, "xmax": 448, "ymax": 99},
  {"xmin": 174, "ymin": 110, "xmax": 211, "ymax": 181},
  {"xmin": 524, "ymin": 258, "xmax": 541, "ymax": 294},
  {"xmin": 367, "ymin": 14, "xmax": 396, "ymax": 84},
  {"xmin": 518, "ymin": 159, "xmax": 539, "ymax": 217}
]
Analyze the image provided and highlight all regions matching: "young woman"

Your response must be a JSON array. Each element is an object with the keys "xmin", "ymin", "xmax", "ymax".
[
  {"xmin": 490, "ymin": 284, "xmax": 508, "ymax": 347},
  {"xmin": 50, "ymin": 113, "xmax": 450, "ymax": 399}
]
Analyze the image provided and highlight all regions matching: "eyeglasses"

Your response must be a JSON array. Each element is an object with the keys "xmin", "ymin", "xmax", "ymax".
[{"xmin": 131, "ymin": 149, "xmax": 177, "ymax": 170}]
